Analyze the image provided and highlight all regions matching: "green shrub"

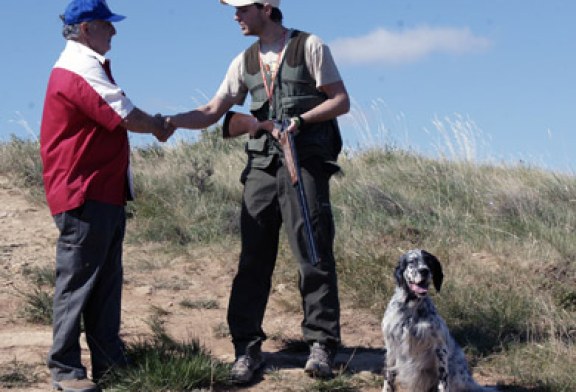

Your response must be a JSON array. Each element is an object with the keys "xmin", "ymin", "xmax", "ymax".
[{"xmin": 0, "ymin": 136, "xmax": 44, "ymax": 200}]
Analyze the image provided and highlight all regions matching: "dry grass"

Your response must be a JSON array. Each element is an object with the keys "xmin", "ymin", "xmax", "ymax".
[{"xmin": 1, "ymin": 123, "xmax": 575, "ymax": 390}]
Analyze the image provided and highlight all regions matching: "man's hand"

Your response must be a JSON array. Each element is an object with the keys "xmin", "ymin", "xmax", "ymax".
[
  {"xmin": 269, "ymin": 120, "xmax": 289, "ymax": 140},
  {"xmin": 286, "ymin": 117, "xmax": 300, "ymax": 134},
  {"xmin": 250, "ymin": 118, "xmax": 274, "ymax": 138},
  {"xmin": 154, "ymin": 114, "xmax": 176, "ymax": 142},
  {"xmin": 273, "ymin": 118, "xmax": 299, "ymax": 143}
]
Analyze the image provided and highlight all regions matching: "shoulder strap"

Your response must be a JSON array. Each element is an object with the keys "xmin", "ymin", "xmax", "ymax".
[
  {"xmin": 244, "ymin": 30, "xmax": 310, "ymax": 75},
  {"xmin": 244, "ymin": 41, "xmax": 261, "ymax": 75},
  {"xmin": 284, "ymin": 30, "xmax": 310, "ymax": 68}
]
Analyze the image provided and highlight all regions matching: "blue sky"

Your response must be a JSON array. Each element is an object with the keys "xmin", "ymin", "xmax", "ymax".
[{"xmin": 1, "ymin": 1, "xmax": 574, "ymax": 173}]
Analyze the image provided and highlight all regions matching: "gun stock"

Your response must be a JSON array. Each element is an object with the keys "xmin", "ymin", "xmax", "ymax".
[{"xmin": 279, "ymin": 133, "xmax": 298, "ymax": 185}]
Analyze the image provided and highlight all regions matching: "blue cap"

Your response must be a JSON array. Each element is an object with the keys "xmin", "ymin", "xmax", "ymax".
[{"xmin": 63, "ymin": 0, "xmax": 126, "ymax": 25}]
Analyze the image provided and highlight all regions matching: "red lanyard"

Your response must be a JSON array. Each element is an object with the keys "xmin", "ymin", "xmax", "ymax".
[{"xmin": 258, "ymin": 30, "xmax": 288, "ymax": 109}]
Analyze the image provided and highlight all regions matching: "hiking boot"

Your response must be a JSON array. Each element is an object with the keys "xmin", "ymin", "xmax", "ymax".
[
  {"xmin": 304, "ymin": 342, "xmax": 334, "ymax": 379},
  {"xmin": 52, "ymin": 378, "xmax": 100, "ymax": 392},
  {"xmin": 230, "ymin": 352, "xmax": 264, "ymax": 384}
]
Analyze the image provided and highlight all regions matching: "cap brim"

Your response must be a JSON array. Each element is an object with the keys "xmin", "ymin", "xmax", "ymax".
[
  {"xmin": 105, "ymin": 14, "xmax": 126, "ymax": 22},
  {"xmin": 220, "ymin": 0, "xmax": 258, "ymax": 6}
]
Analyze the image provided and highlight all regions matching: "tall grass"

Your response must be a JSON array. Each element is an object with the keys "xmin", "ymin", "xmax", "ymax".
[
  {"xmin": 0, "ymin": 135, "xmax": 44, "ymax": 201},
  {"xmin": 127, "ymin": 130, "xmax": 245, "ymax": 247},
  {"xmin": 102, "ymin": 314, "xmax": 231, "ymax": 391},
  {"xmin": 1, "ymin": 122, "xmax": 575, "ymax": 389},
  {"xmin": 17, "ymin": 266, "xmax": 55, "ymax": 325}
]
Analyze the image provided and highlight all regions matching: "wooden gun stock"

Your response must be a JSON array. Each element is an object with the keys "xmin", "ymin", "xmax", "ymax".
[{"xmin": 279, "ymin": 132, "xmax": 298, "ymax": 185}]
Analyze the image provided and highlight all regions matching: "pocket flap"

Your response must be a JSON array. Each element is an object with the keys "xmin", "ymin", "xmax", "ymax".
[{"xmin": 246, "ymin": 136, "xmax": 268, "ymax": 153}]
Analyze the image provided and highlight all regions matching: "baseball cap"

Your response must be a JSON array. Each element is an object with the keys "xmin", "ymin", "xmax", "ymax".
[
  {"xmin": 63, "ymin": 0, "xmax": 126, "ymax": 25},
  {"xmin": 220, "ymin": 0, "xmax": 281, "ymax": 8}
]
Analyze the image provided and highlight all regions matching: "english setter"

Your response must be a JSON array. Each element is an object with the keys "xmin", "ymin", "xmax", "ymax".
[{"xmin": 382, "ymin": 249, "xmax": 496, "ymax": 392}]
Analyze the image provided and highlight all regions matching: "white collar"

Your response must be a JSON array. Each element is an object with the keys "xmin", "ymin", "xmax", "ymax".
[{"xmin": 65, "ymin": 40, "xmax": 108, "ymax": 64}]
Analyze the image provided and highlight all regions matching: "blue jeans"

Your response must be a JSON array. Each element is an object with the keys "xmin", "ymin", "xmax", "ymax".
[{"xmin": 48, "ymin": 200, "xmax": 128, "ymax": 382}]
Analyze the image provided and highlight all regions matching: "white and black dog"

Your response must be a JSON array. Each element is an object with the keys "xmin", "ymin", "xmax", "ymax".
[{"xmin": 382, "ymin": 249, "xmax": 496, "ymax": 392}]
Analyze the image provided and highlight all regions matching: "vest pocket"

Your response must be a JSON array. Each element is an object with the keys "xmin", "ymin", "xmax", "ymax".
[
  {"xmin": 246, "ymin": 136, "xmax": 267, "ymax": 153},
  {"xmin": 245, "ymin": 136, "xmax": 275, "ymax": 169}
]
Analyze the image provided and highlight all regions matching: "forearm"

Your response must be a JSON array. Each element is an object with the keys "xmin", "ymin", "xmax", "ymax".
[
  {"xmin": 169, "ymin": 107, "xmax": 220, "ymax": 130},
  {"xmin": 122, "ymin": 107, "xmax": 163, "ymax": 134},
  {"xmin": 300, "ymin": 83, "xmax": 350, "ymax": 124},
  {"xmin": 301, "ymin": 96, "xmax": 349, "ymax": 123},
  {"xmin": 222, "ymin": 111, "xmax": 275, "ymax": 139},
  {"xmin": 169, "ymin": 96, "xmax": 233, "ymax": 130}
]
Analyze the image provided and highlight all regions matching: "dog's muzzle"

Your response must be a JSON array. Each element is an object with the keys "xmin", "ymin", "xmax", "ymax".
[{"xmin": 409, "ymin": 282, "xmax": 429, "ymax": 296}]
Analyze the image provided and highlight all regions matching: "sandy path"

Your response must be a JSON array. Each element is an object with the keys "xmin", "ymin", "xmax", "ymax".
[{"xmin": 0, "ymin": 175, "xmax": 387, "ymax": 391}]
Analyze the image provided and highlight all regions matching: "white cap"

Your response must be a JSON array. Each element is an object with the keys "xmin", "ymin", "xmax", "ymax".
[{"xmin": 220, "ymin": 0, "xmax": 280, "ymax": 8}]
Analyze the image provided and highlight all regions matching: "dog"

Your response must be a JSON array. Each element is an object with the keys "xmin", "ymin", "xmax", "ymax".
[{"xmin": 382, "ymin": 249, "xmax": 495, "ymax": 392}]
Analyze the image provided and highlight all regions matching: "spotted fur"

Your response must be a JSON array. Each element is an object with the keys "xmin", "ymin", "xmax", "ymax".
[{"xmin": 382, "ymin": 249, "xmax": 496, "ymax": 392}]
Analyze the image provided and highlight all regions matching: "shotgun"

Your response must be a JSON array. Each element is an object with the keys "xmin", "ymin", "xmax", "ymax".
[
  {"xmin": 278, "ymin": 119, "xmax": 321, "ymax": 266},
  {"xmin": 222, "ymin": 111, "xmax": 321, "ymax": 266}
]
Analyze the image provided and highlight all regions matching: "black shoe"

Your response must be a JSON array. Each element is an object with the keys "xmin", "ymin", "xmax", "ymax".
[{"xmin": 230, "ymin": 352, "xmax": 264, "ymax": 384}]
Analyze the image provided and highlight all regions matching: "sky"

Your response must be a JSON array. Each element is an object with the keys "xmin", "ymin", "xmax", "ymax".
[{"xmin": 1, "ymin": 1, "xmax": 574, "ymax": 174}]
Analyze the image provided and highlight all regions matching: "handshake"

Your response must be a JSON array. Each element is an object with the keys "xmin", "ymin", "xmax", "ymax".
[
  {"xmin": 148, "ymin": 111, "xmax": 302, "ymax": 143},
  {"xmin": 152, "ymin": 114, "xmax": 176, "ymax": 143}
]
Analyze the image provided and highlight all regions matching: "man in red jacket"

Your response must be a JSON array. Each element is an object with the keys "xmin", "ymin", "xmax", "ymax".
[{"xmin": 40, "ymin": 1, "xmax": 173, "ymax": 391}]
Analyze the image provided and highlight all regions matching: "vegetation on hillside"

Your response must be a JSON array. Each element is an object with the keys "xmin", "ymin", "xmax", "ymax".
[{"xmin": 1, "ymin": 128, "xmax": 574, "ymax": 391}]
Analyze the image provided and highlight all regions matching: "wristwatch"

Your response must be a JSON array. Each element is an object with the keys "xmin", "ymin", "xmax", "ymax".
[{"xmin": 291, "ymin": 115, "xmax": 306, "ymax": 129}]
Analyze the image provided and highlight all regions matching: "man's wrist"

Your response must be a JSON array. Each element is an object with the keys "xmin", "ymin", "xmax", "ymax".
[{"xmin": 291, "ymin": 115, "xmax": 306, "ymax": 129}]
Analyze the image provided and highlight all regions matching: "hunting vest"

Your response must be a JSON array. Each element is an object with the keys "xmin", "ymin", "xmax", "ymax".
[{"xmin": 243, "ymin": 30, "xmax": 342, "ymax": 170}]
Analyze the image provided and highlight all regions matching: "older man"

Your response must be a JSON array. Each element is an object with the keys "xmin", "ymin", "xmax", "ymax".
[{"xmin": 40, "ymin": 1, "xmax": 172, "ymax": 391}]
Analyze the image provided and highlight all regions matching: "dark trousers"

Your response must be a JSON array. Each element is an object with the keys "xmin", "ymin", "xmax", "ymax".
[
  {"xmin": 48, "ymin": 200, "xmax": 128, "ymax": 382},
  {"xmin": 227, "ymin": 158, "xmax": 341, "ymax": 357}
]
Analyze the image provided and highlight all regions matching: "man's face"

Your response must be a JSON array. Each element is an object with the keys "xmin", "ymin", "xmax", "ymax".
[
  {"xmin": 233, "ymin": 4, "xmax": 266, "ymax": 36},
  {"xmin": 84, "ymin": 20, "xmax": 116, "ymax": 55}
]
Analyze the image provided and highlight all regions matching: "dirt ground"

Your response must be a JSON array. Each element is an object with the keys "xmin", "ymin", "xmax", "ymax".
[{"xmin": 0, "ymin": 175, "xmax": 503, "ymax": 391}]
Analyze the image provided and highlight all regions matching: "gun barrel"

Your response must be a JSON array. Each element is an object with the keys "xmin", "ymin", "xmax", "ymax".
[{"xmin": 284, "ymin": 127, "xmax": 321, "ymax": 266}]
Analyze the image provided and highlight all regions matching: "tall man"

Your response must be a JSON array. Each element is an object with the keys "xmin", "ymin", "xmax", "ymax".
[
  {"xmin": 40, "ymin": 1, "xmax": 173, "ymax": 391},
  {"xmin": 167, "ymin": 0, "xmax": 350, "ymax": 384}
]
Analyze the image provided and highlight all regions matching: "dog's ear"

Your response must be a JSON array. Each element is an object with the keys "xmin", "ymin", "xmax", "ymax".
[
  {"xmin": 394, "ymin": 254, "xmax": 407, "ymax": 287},
  {"xmin": 422, "ymin": 250, "xmax": 444, "ymax": 292}
]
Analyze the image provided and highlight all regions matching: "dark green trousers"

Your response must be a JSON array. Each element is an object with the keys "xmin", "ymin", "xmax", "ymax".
[{"xmin": 227, "ymin": 157, "xmax": 341, "ymax": 358}]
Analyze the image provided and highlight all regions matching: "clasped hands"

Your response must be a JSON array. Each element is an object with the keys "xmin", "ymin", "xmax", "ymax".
[{"xmin": 153, "ymin": 114, "xmax": 176, "ymax": 142}]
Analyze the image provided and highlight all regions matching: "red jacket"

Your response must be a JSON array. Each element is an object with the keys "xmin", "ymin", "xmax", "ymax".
[{"xmin": 41, "ymin": 40, "xmax": 135, "ymax": 216}]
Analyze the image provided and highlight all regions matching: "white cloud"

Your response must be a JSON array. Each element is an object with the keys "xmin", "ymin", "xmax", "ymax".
[{"xmin": 330, "ymin": 26, "xmax": 491, "ymax": 66}]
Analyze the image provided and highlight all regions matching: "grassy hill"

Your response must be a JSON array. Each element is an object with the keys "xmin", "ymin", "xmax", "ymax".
[{"xmin": 1, "ymin": 129, "xmax": 575, "ymax": 391}]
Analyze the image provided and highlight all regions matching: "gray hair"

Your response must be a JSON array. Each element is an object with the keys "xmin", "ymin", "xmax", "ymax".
[{"xmin": 60, "ymin": 15, "xmax": 81, "ymax": 40}]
